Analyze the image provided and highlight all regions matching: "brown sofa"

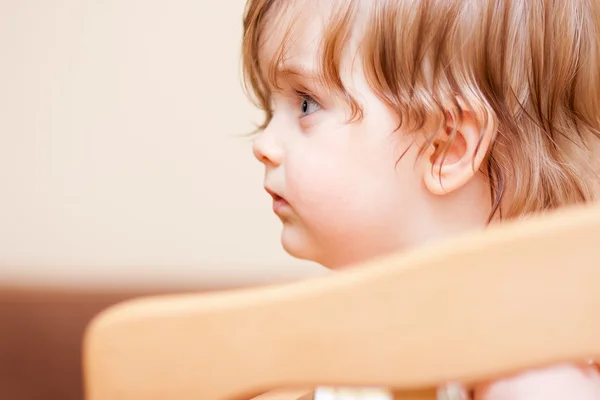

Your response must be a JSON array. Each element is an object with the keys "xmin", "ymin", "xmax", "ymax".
[{"xmin": 0, "ymin": 286, "xmax": 218, "ymax": 400}]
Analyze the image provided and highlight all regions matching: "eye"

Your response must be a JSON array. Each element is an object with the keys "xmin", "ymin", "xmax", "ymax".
[{"xmin": 299, "ymin": 94, "xmax": 321, "ymax": 117}]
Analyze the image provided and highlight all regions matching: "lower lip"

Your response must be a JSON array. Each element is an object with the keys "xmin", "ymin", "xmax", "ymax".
[{"xmin": 273, "ymin": 198, "xmax": 290, "ymax": 214}]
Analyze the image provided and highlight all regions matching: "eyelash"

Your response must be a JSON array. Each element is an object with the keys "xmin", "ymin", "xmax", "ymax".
[{"xmin": 294, "ymin": 89, "xmax": 321, "ymax": 116}]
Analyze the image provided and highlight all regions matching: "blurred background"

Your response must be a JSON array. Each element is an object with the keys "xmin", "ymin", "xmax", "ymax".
[
  {"xmin": 0, "ymin": 0, "xmax": 325, "ymax": 288},
  {"xmin": 0, "ymin": 1, "xmax": 325, "ymax": 399}
]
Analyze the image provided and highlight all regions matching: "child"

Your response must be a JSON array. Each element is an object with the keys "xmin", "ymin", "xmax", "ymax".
[{"xmin": 242, "ymin": 0, "xmax": 600, "ymax": 398}]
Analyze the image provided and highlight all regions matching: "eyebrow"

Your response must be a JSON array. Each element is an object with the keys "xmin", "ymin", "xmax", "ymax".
[{"xmin": 275, "ymin": 63, "xmax": 320, "ymax": 81}]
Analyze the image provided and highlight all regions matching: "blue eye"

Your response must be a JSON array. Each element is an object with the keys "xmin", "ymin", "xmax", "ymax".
[{"xmin": 300, "ymin": 95, "xmax": 321, "ymax": 116}]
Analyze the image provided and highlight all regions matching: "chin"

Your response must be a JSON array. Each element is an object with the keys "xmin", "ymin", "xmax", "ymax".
[
  {"xmin": 280, "ymin": 224, "xmax": 386, "ymax": 269},
  {"xmin": 280, "ymin": 230, "xmax": 348, "ymax": 269},
  {"xmin": 280, "ymin": 224, "xmax": 321, "ymax": 263}
]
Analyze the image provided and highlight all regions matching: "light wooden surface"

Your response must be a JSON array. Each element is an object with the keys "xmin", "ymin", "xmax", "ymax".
[
  {"xmin": 83, "ymin": 203, "xmax": 600, "ymax": 400},
  {"xmin": 249, "ymin": 389, "xmax": 313, "ymax": 400}
]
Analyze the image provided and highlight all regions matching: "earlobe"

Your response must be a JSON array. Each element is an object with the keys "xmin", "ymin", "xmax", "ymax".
[{"xmin": 422, "ymin": 107, "xmax": 495, "ymax": 196}]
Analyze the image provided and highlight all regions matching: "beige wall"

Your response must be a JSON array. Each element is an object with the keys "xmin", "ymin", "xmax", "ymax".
[{"xmin": 0, "ymin": 1, "xmax": 325, "ymax": 288}]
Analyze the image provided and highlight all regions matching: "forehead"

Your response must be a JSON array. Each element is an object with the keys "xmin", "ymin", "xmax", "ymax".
[{"xmin": 258, "ymin": 1, "xmax": 335, "ymax": 75}]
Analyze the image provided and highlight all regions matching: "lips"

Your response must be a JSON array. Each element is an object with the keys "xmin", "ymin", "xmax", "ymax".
[{"xmin": 265, "ymin": 187, "xmax": 290, "ymax": 215}]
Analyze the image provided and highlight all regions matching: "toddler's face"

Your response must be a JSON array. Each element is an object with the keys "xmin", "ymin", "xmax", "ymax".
[{"xmin": 252, "ymin": 8, "xmax": 437, "ymax": 268}]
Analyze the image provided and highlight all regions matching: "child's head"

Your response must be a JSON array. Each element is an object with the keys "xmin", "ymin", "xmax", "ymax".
[{"xmin": 242, "ymin": 0, "xmax": 600, "ymax": 268}]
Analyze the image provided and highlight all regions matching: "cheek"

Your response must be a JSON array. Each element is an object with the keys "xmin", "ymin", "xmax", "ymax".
[
  {"xmin": 285, "ymin": 142, "xmax": 402, "ymax": 231},
  {"xmin": 286, "ymin": 149, "xmax": 348, "ymax": 215}
]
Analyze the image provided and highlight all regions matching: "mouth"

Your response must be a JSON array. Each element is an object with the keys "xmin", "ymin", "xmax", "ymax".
[{"xmin": 265, "ymin": 187, "xmax": 290, "ymax": 215}]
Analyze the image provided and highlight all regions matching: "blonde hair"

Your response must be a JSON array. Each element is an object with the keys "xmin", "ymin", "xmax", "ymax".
[{"xmin": 242, "ymin": 0, "xmax": 600, "ymax": 220}]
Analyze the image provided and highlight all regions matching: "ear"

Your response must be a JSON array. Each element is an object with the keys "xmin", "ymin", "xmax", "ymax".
[{"xmin": 421, "ymin": 107, "xmax": 495, "ymax": 195}]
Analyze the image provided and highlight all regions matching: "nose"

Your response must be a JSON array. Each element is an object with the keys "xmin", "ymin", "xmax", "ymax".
[{"xmin": 252, "ymin": 127, "xmax": 284, "ymax": 167}]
